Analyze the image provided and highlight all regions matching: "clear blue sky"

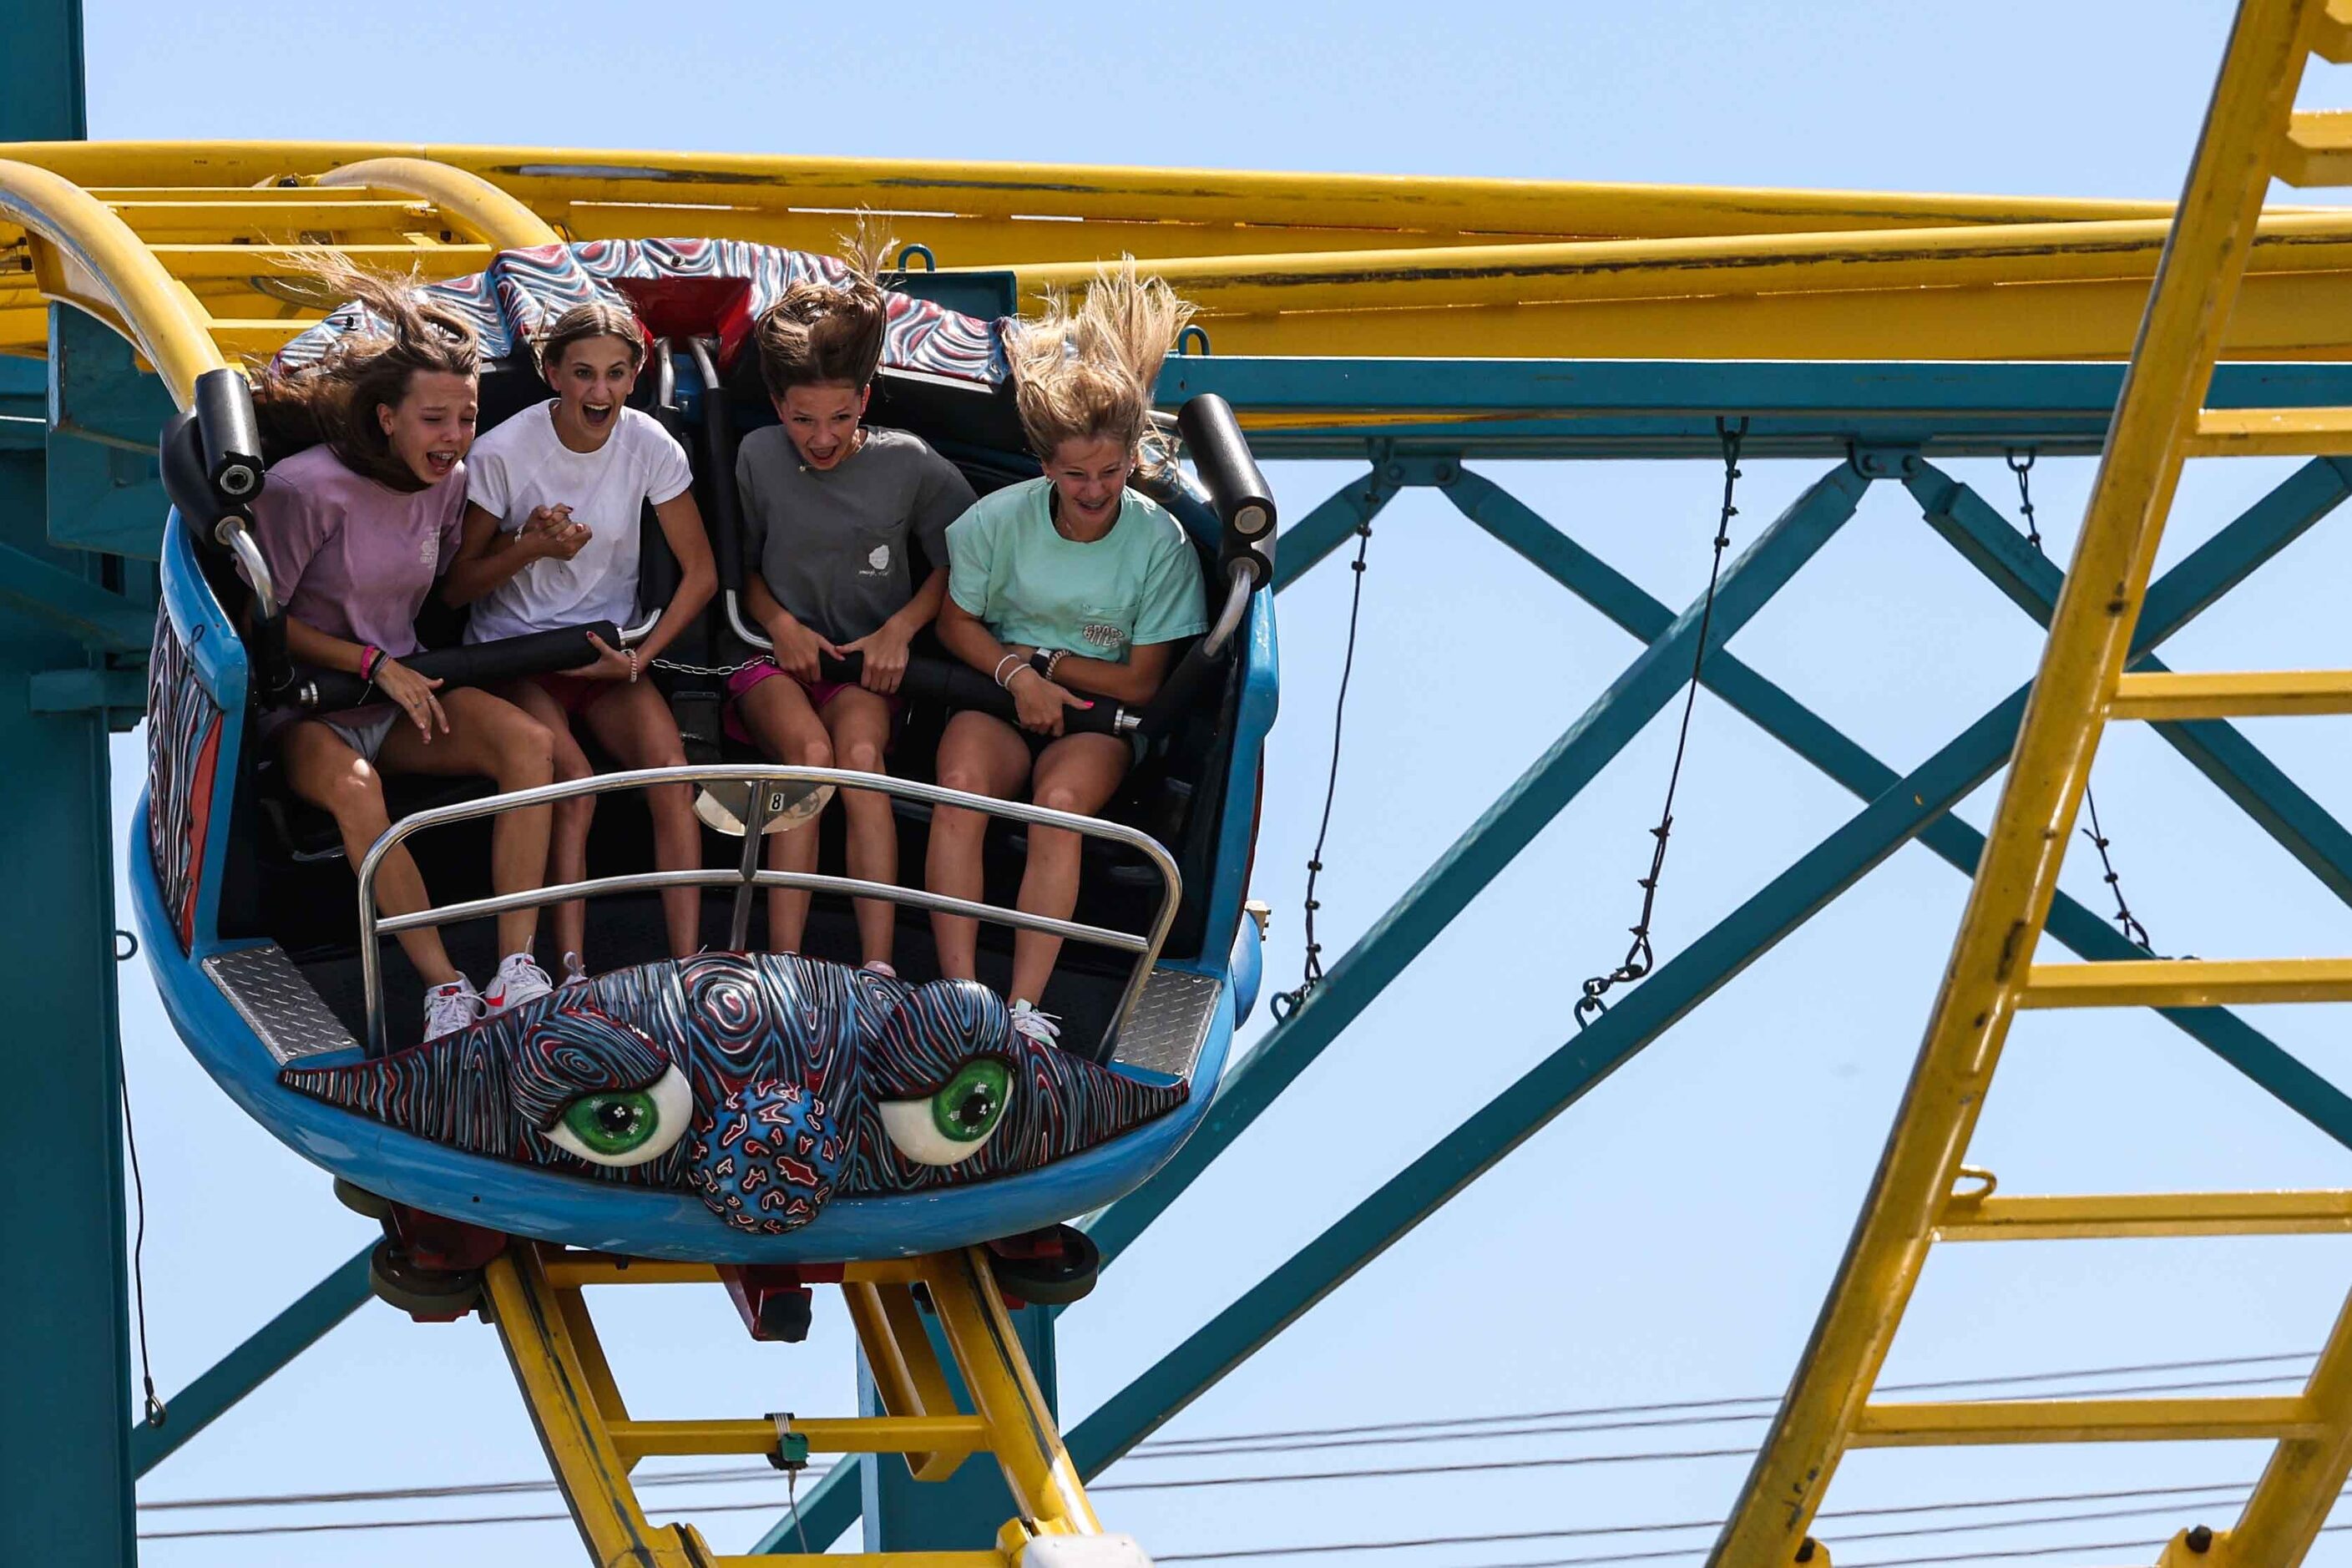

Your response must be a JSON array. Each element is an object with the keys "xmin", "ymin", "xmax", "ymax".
[{"xmin": 94, "ymin": 3, "xmax": 2352, "ymax": 1565}]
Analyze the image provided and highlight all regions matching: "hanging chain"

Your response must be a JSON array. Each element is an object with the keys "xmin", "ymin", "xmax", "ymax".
[
  {"xmin": 1574, "ymin": 417, "xmax": 1748, "ymax": 1029},
  {"xmin": 2006, "ymin": 448, "xmax": 2043, "ymax": 550},
  {"xmin": 2006, "ymin": 450, "xmax": 2154, "ymax": 953},
  {"xmin": 1270, "ymin": 504, "xmax": 1376, "ymax": 1021},
  {"xmin": 115, "ymin": 925, "xmax": 165, "ymax": 1426}
]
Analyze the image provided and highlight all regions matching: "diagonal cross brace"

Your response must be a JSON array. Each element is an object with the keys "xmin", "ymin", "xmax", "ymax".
[
  {"xmin": 0, "ymin": 539, "xmax": 149, "ymax": 653},
  {"xmin": 1910, "ymin": 458, "xmax": 2352, "ymax": 912},
  {"xmin": 1085, "ymin": 458, "xmax": 1869, "ymax": 1264},
  {"xmin": 1058, "ymin": 451, "xmax": 2326, "ymax": 1481},
  {"xmin": 1463, "ymin": 463, "xmax": 2352, "ymax": 1153}
]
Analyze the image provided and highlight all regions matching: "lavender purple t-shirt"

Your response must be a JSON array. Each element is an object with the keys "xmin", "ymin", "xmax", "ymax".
[{"xmin": 246, "ymin": 444, "xmax": 468, "ymax": 658}]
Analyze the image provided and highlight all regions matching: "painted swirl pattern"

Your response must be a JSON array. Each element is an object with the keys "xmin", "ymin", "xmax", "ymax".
[
  {"xmin": 144, "ymin": 609, "xmax": 224, "ymax": 952},
  {"xmin": 274, "ymin": 239, "xmax": 1006, "ymax": 387},
  {"xmin": 281, "ymin": 953, "xmax": 1184, "ymax": 1233}
]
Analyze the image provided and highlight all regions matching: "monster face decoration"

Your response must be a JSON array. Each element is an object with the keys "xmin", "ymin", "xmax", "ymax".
[{"xmin": 280, "ymin": 953, "xmax": 1185, "ymax": 1234}]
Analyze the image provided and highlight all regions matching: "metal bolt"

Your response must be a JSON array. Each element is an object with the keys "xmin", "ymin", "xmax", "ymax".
[
  {"xmin": 2186, "ymin": 1525, "xmax": 2214, "ymax": 1554},
  {"xmin": 1795, "ymin": 1540, "xmax": 1819, "ymax": 1565}
]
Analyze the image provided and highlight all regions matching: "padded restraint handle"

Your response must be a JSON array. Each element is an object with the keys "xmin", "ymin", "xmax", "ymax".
[
  {"xmin": 296, "ymin": 621, "xmax": 623, "ymax": 710},
  {"xmin": 1178, "ymin": 393, "xmax": 1276, "ymax": 589},
  {"xmin": 816, "ymin": 651, "xmax": 1129, "ymax": 736},
  {"xmin": 195, "ymin": 368, "xmax": 266, "ymax": 503}
]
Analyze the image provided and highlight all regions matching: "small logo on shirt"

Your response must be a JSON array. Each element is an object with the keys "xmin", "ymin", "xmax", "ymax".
[
  {"xmin": 1081, "ymin": 621, "xmax": 1127, "ymax": 651},
  {"xmin": 862, "ymin": 544, "xmax": 891, "ymax": 575},
  {"xmin": 420, "ymin": 534, "xmax": 439, "ymax": 569}
]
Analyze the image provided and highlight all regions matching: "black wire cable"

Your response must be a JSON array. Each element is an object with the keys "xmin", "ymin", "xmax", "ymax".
[
  {"xmin": 1272, "ymin": 502, "xmax": 1376, "ymax": 1020},
  {"xmin": 2005, "ymin": 448, "xmax": 2154, "ymax": 953},
  {"xmin": 119, "ymin": 1069, "xmax": 164, "ymax": 1428},
  {"xmin": 135, "ymin": 1348, "xmax": 2321, "ymax": 1517},
  {"xmin": 1576, "ymin": 418, "xmax": 1747, "ymax": 1029}
]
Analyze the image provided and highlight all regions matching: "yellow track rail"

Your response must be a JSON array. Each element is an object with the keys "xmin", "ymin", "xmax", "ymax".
[
  {"xmin": 5, "ymin": 140, "xmax": 2352, "ymax": 363},
  {"xmin": 1712, "ymin": 5, "xmax": 2352, "ymax": 1565},
  {"xmin": 488, "ymin": 1243, "xmax": 1109, "ymax": 1566}
]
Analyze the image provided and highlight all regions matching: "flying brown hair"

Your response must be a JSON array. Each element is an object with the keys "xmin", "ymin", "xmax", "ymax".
[{"xmin": 250, "ymin": 254, "xmax": 481, "ymax": 492}]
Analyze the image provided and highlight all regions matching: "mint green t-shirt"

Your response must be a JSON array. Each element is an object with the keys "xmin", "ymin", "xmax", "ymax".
[{"xmin": 944, "ymin": 478, "xmax": 1207, "ymax": 661}]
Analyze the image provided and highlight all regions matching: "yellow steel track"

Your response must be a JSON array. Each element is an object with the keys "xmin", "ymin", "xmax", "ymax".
[
  {"xmin": 1712, "ymin": 4, "xmax": 2352, "ymax": 1565},
  {"xmin": 487, "ymin": 1244, "xmax": 1109, "ymax": 1566},
  {"xmin": 8, "ymin": 139, "xmax": 2352, "ymax": 368}
]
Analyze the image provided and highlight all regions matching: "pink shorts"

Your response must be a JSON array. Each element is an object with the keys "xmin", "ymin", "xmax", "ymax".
[{"xmin": 723, "ymin": 659, "xmax": 900, "ymax": 745}]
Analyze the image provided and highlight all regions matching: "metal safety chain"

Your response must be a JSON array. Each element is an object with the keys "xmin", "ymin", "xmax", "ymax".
[
  {"xmin": 2008, "ymin": 450, "xmax": 2155, "ymax": 952},
  {"xmin": 649, "ymin": 653, "xmax": 766, "ymax": 678},
  {"xmin": 1271, "ymin": 507, "xmax": 1376, "ymax": 1021},
  {"xmin": 1575, "ymin": 418, "xmax": 1748, "ymax": 1029}
]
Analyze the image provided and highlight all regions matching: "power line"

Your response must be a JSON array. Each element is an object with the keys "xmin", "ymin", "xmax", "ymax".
[
  {"xmin": 1146, "ymin": 1485, "xmax": 2259, "ymax": 1561},
  {"xmin": 135, "ymin": 1347, "xmax": 2319, "ymax": 1518}
]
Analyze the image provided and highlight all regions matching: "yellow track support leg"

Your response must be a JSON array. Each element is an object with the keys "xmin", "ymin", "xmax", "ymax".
[
  {"xmin": 1708, "ymin": 4, "xmax": 2352, "ymax": 1565},
  {"xmin": 485, "ymin": 1243, "xmax": 1130, "ymax": 1568}
]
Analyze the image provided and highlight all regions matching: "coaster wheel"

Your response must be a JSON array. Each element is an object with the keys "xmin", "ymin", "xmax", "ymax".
[
  {"xmin": 367, "ymin": 1237, "xmax": 484, "ymax": 1321},
  {"xmin": 987, "ymin": 1223, "xmax": 1100, "ymax": 1307}
]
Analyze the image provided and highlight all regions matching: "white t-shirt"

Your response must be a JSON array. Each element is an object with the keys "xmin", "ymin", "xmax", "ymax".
[{"xmin": 463, "ymin": 402, "xmax": 694, "ymax": 644}]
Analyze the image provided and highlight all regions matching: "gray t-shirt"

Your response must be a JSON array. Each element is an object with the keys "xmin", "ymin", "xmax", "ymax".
[{"xmin": 736, "ymin": 425, "xmax": 977, "ymax": 644}]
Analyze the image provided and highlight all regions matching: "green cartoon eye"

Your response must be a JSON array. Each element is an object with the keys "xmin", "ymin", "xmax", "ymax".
[
  {"xmin": 881, "ymin": 1059, "xmax": 1012, "ymax": 1166},
  {"xmin": 547, "ymin": 1065, "xmax": 694, "ymax": 1168}
]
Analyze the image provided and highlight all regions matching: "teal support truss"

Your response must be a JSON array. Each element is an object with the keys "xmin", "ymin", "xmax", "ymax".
[
  {"xmin": 0, "ymin": 3, "xmax": 141, "ymax": 1562},
  {"xmin": 53, "ymin": 343, "xmax": 2352, "ymax": 1557}
]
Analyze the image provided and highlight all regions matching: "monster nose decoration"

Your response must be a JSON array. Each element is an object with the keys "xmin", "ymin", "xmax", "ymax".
[{"xmin": 684, "ymin": 1080, "xmax": 847, "ymax": 1234}]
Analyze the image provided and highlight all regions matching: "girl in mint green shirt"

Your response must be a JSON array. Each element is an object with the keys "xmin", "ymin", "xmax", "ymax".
[{"xmin": 928, "ymin": 267, "xmax": 1207, "ymax": 1043}]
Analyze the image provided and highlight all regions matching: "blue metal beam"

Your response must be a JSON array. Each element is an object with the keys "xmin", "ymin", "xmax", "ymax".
[
  {"xmin": 1157, "ymin": 359, "xmax": 2352, "ymax": 461},
  {"xmin": 1056, "ymin": 463, "xmax": 2317, "ymax": 1478},
  {"xmin": 1462, "ymin": 467, "xmax": 2352, "ymax": 1153},
  {"xmin": 130, "ymin": 1246, "xmax": 373, "ymax": 1476},
  {"xmin": 1272, "ymin": 470, "xmax": 1397, "ymax": 593},
  {"xmin": 1085, "ymin": 460, "xmax": 1869, "ymax": 1266},
  {"xmin": 1909, "ymin": 460, "xmax": 2352, "ymax": 910},
  {"xmin": 0, "ymin": 539, "xmax": 151, "ymax": 651}
]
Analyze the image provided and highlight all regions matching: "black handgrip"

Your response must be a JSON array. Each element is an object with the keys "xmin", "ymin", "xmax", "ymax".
[
  {"xmin": 815, "ymin": 651, "xmax": 1127, "ymax": 736},
  {"xmin": 297, "ymin": 621, "xmax": 621, "ymax": 711},
  {"xmin": 195, "ymin": 368, "xmax": 266, "ymax": 503},
  {"xmin": 1178, "ymin": 393, "xmax": 1276, "ymax": 588}
]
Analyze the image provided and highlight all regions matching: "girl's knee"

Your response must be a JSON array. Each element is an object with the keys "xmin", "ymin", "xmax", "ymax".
[
  {"xmin": 837, "ymin": 736, "xmax": 886, "ymax": 774},
  {"xmin": 792, "ymin": 732, "xmax": 834, "ymax": 770},
  {"xmin": 1033, "ymin": 781, "xmax": 1091, "ymax": 816},
  {"xmin": 495, "ymin": 715, "xmax": 556, "ymax": 786}
]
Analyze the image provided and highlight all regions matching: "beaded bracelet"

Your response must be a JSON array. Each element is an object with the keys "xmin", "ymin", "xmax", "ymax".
[{"xmin": 626, "ymin": 647, "xmax": 640, "ymax": 683}]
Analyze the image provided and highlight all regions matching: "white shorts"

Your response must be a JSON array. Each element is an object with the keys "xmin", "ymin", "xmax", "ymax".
[{"xmin": 319, "ymin": 706, "xmax": 399, "ymax": 763}]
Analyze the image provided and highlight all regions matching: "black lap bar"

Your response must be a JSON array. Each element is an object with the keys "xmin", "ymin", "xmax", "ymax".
[
  {"xmin": 297, "ymin": 622, "xmax": 621, "ymax": 711},
  {"xmin": 817, "ymin": 652, "xmax": 1130, "ymax": 736}
]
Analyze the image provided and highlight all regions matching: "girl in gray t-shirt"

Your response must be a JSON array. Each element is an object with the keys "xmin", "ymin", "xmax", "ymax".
[{"xmin": 728, "ymin": 258, "xmax": 975, "ymax": 974}]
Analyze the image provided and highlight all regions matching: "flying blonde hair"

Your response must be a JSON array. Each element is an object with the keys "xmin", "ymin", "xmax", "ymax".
[{"xmin": 1009, "ymin": 260, "xmax": 1196, "ymax": 475}]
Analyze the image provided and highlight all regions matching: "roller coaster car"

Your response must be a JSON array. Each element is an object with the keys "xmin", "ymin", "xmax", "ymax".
[{"xmin": 132, "ymin": 240, "xmax": 1278, "ymax": 1263}]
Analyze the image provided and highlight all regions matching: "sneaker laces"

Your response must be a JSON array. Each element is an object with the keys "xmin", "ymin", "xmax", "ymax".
[
  {"xmin": 487, "ymin": 952, "xmax": 554, "ymax": 1013},
  {"xmin": 559, "ymin": 952, "xmax": 589, "ymax": 989},
  {"xmin": 423, "ymin": 981, "xmax": 483, "ymax": 1042},
  {"xmin": 1008, "ymin": 999, "xmax": 1061, "ymax": 1047}
]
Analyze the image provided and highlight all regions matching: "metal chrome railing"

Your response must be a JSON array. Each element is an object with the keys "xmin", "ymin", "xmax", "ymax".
[{"xmin": 352, "ymin": 763, "xmax": 1182, "ymax": 1060}]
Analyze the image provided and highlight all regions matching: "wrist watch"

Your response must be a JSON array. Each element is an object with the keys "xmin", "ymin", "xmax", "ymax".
[{"xmin": 1029, "ymin": 647, "xmax": 1057, "ymax": 679}]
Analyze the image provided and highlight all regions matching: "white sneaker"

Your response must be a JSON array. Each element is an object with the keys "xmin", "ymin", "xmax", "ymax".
[
  {"xmin": 422, "ymin": 979, "xmax": 482, "ymax": 1043},
  {"xmin": 483, "ymin": 953, "xmax": 554, "ymax": 1016},
  {"xmin": 559, "ymin": 952, "xmax": 590, "ymax": 989},
  {"xmin": 1008, "ymin": 999, "xmax": 1061, "ymax": 1048}
]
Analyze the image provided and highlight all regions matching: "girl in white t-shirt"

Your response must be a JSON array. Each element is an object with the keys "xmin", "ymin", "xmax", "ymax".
[{"xmin": 443, "ymin": 300, "xmax": 717, "ymax": 978}]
